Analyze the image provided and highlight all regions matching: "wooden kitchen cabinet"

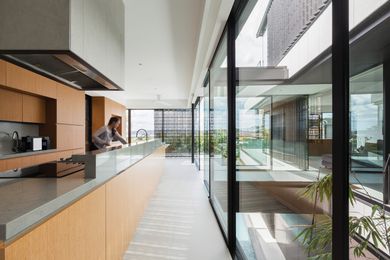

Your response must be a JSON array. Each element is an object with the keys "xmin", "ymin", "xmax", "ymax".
[
  {"xmin": 0, "ymin": 60, "xmax": 6, "ymax": 86},
  {"xmin": 57, "ymin": 84, "xmax": 85, "ymax": 126},
  {"xmin": 6, "ymin": 62, "xmax": 36, "ymax": 93},
  {"xmin": 56, "ymin": 124, "xmax": 73, "ymax": 150},
  {"xmin": 73, "ymin": 125, "xmax": 85, "ymax": 149},
  {"xmin": 0, "ymin": 148, "xmax": 164, "ymax": 259},
  {"xmin": 0, "ymin": 88, "xmax": 23, "ymax": 122},
  {"xmin": 57, "ymin": 124, "xmax": 84, "ymax": 151},
  {"xmin": 2, "ymin": 186, "xmax": 106, "ymax": 260},
  {"xmin": 22, "ymin": 94, "xmax": 46, "ymax": 124},
  {"xmin": 5, "ymin": 158, "xmax": 22, "ymax": 170},
  {"xmin": 35, "ymin": 74, "xmax": 57, "ymax": 99},
  {"xmin": 56, "ymin": 84, "xmax": 74, "ymax": 125},
  {"xmin": 72, "ymin": 91, "xmax": 85, "ymax": 126}
]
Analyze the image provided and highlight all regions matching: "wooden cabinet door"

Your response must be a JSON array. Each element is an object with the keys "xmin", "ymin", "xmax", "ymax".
[
  {"xmin": 57, "ymin": 124, "xmax": 85, "ymax": 151},
  {"xmin": 73, "ymin": 125, "xmax": 85, "ymax": 149},
  {"xmin": 72, "ymin": 91, "xmax": 85, "ymax": 126},
  {"xmin": 35, "ymin": 75, "xmax": 57, "ymax": 99},
  {"xmin": 56, "ymin": 84, "xmax": 73, "ymax": 125},
  {"xmin": 0, "ymin": 88, "xmax": 23, "ymax": 122},
  {"xmin": 57, "ymin": 124, "xmax": 73, "ymax": 150},
  {"xmin": 22, "ymin": 94, "xmax": 46, "ymax": 124},
  {"xmin": 3, "ymin": 186, "xmax": 106, "ymax": 260},
  {"xmin": 6, "ymin": 62, "xmax": 36, "ymax": 93},
  {"xmin": 0, "ymin": 60, "xmax": 6, "ymax": 86},
  {"xmin": 57, "ymin": 84, "xmax": 85, "ymax": 126}
]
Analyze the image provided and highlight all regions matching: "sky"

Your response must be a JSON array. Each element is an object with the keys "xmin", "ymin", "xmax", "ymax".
[{"xmin": 131, "ymin": 110, "xmax": 155, "ymax": 134}]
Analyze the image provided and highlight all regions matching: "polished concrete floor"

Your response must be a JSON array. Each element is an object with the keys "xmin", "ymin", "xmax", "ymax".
[{"xmin": 123, "ymin": 158, "xmax": 231, "ymax": 260}]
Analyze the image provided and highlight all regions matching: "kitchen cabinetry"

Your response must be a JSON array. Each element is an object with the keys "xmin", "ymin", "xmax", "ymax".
[
  {"xmin": 72, "ymin": 91, "xmax": 85, "ymax": 126},
  {"xmin": 0, "ymin": 88, "xmax": 46, "ymax": 124},
  {"xmin": 22, "ymin": 94, "xmax": 46, "ymax": 124},
  {"xmin": 35, "ymin": 75, "xmax": 57, "ymax": 99},
  {"xmin": 105, "ymin": 147, "xmax": 164, "ymax": 259},
  {"xmin": 57, "ymin": 125, "xmax": 85, "ymax": 151},
  {"xmin": 0, "ymin": 147, "xmax": 164, "ymax": 259},
  {"xmin": 6, "ymin": 62, "xmax": 36, "ymax": 93},
  {"xmin": 0, "ymin": 88, "xmax": 23, "ymax": 122},
  {"xmin": 56, "ymin": 85, "xmax": 74, "ymax": 125},
  {"xmin": 57, "ymin": 124, "xmax": 74, "ymax": 150},
  {"xmin": 57, "ymin": 85, "xmax": 85, "ymax": 126},
  {"xmin": 0, "ymin": 61, "xmax": 86, "ymax": 170},
  {"xmin": 2, "ymin": 186, "xmax": 106, "ymax": 260},
  {"xmin": 0, "ymin": 60, "xmax": 5, "ymax": 86}
]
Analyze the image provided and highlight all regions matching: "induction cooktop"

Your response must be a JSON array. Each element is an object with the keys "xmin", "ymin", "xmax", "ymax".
[{"xmin": 0, "ymin": 161, "xmax": 85, "ymax": 178}]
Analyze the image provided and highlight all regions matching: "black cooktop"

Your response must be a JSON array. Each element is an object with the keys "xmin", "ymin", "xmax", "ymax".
[{"xmin": 0, "ymin": 161, "xmax": 85, "ymax": 178}]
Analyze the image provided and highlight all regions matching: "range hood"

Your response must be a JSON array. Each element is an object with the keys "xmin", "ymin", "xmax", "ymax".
[
  {"xmin": 1, "ymin": 52, "xmax": 122, "ymax": 91},
  {"xmin": 0, "ymin": 0, "xmax": 124, "ymax": 91}
]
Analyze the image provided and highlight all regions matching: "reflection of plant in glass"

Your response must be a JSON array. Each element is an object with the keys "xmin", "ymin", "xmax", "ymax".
[{"xmin": 297, "ymin": 175, "xmax": 390, "ymax": 259}]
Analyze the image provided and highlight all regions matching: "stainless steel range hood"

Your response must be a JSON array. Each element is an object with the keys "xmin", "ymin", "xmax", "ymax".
[
  {"xmin": 1, "ymin": 52, "xmax": 122, "ymax": 91},
  {"xmin": 0, "ymin": 0, "xmax": 124, "ymax": 91}
]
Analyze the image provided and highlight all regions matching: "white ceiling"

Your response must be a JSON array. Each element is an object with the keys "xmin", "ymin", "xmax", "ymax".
[
  {"xmin": 88, "ymin": 0, "xmax": 234, "ymax": 109},
  {"xmin": 124, "ymin": 0, "xmax": 204, "ymax": 101}
]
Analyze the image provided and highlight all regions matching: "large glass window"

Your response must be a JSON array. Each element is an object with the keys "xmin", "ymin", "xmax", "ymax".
[
  {"xmin": 350, "ymin": 66, "xmax": 384, "ymax": 199},
  {"xmin": 194, "ymin": 99, "xmax": 201, "ymax": 170},
  {"xmin": 203, "ymin": 0, "xmax": 390, "ymax": 258},
  {"xmin": 130, "ymin": 109, "xmax": 192, "ymax": 157},
  {"xmin": 348, "ymin": 1, "xmax": 389, "ymax": 258},
  {"xmin": 210, "ymin": 32, "xmax": 228, "ymax": 235},
  {"xmin": 130, "ymin": 110, "xmax": 155, "ymax": 142},
  {"xmin": 204, "ymin": 77, "xmax": 211, "ymax": 193},
  {"xmin": 235, "ymin": 0, "xmax": 333, "ymax": 259}
]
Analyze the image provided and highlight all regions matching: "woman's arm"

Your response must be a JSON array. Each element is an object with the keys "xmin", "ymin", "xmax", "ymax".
[{"xmin": 113, "ymin": 131, "xmax": 127, "ymax": 144}]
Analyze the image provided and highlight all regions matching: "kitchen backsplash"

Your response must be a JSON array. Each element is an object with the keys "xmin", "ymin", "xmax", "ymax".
[{"xmin": 0, "ymin": 122, "xmax": 39, "ymax": 155}]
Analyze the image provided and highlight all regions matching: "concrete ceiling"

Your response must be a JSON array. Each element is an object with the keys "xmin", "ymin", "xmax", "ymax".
[{"xmin": 88, "ymin": 0, "xmax": 234, "ymax": 109}]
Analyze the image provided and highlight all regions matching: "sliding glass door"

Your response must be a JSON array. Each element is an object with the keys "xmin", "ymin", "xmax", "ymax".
[
  {"xmin": 234, "ymin": 0, "xmax": 333, "ymax": 259},
  {"xmin": 194, "ymin": 98, "xmax": 201, "ymax": 170},
  {"xmin": 204, "ymin": 0, "xmax": 390, "ymax": 258},
  {"xmin": 204, "ymin": 75, "xmax": 211, "ymax": 193},
  {"xmin": 210, "ymin": 31, "xmax": 229, "ymax": 235}
]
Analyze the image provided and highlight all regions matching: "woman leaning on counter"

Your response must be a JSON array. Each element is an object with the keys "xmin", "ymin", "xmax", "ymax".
[{"xmin": 92, "ymin": 116, "xmax": 127, "ymax": 150}]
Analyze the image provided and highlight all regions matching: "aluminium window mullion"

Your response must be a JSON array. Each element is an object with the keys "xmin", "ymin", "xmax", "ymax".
[{"xmin": 332, "ymin": 0, "xmax": 350, "ymax": 259}]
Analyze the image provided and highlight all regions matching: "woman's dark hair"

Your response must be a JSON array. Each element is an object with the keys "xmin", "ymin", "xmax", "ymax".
[
  {"xmin": 108, "ymin": 117, "xmax": 120, "ymax": 126},
  {"xmin": 108, "ymin": 117, "xmax": 120, "ymax": 136}
]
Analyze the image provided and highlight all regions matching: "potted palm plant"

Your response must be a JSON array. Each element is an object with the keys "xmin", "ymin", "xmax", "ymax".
[{"xmin": 297, "ymin": 173, "xmax": 390, "ymax": 259}]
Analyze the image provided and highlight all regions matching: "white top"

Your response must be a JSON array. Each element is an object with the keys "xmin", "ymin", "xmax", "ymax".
[{"xmin": 92, "ymin": 126, "xmax": 127, "ymax": 149}]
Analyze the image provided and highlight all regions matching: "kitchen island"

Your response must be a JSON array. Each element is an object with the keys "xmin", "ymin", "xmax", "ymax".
[{"xmin": 0, "ymin": 140, "xmax": 164, "ymax": 260}]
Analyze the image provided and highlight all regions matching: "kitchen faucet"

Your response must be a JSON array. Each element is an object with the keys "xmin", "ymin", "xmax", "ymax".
[
  {"xmin": 135, "ymin": 129, "xmax": 148, "ymax": 141},
  {"xmin": 11, "ymin": 131, "xmax": 19, "ymax": 152}
]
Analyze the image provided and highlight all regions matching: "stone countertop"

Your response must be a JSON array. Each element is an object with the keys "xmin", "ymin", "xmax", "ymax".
[
  {"xmin": 0, "ymin": 141, "xmax": 161, "ymax": 243},
  {"xmin": 0, "ymin": 149, "xmax": 58, "ymax": 160}
]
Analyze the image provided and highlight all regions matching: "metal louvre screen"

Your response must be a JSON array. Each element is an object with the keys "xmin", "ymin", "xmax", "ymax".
[
  {"xmin": 154, "ymin": 110, "xmax": 163, "ymax": 141},
  {"xmin": 130, "ymin": 109, "xmax": 192, "ymax": 157},
  {"xmin": 163, "ymin": 109, "xmax": 192, "ymax": 157}
]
